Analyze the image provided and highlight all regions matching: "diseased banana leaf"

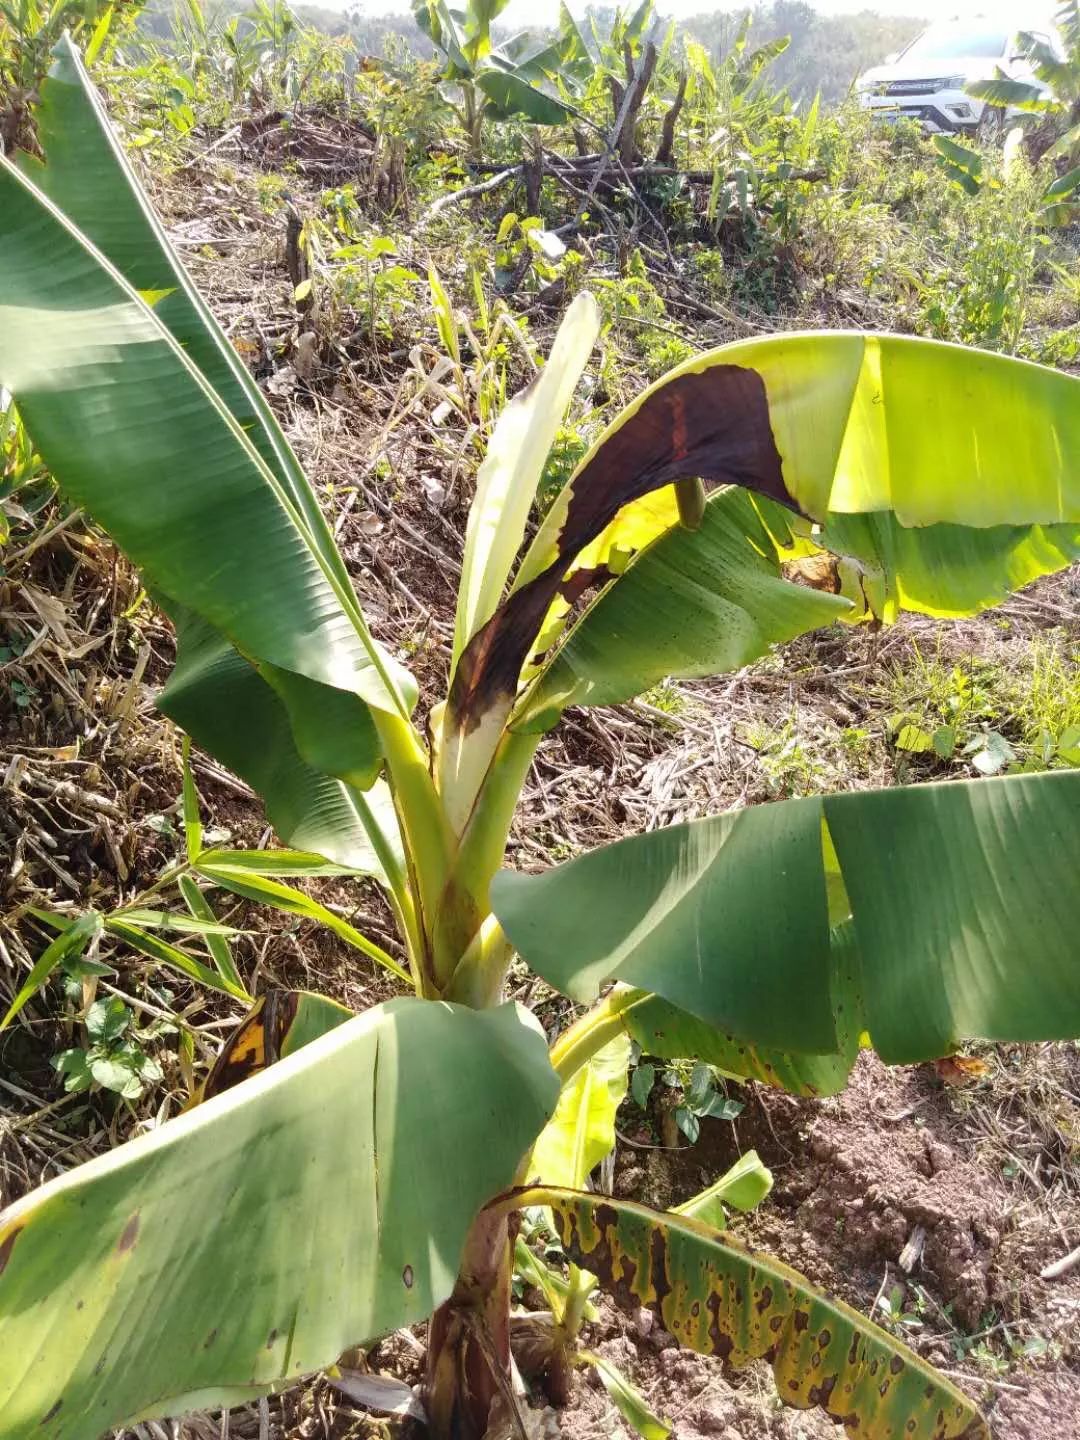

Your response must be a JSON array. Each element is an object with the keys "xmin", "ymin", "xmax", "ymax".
[
  {"xmin": 510, "ymin": 1188, "xmax": 987, "ymax": 1439},
  {"xmin": 450, "ymin": 333, "xmax": 1078, "ymax": 753},
  {"xmin": 199, "ymin": 989, "xmax": 354, "ymax": 1098}
]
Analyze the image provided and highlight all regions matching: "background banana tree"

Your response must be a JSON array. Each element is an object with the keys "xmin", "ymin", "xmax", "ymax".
[
  {"xmin": 933, "ymin": 129, "xmax": 1080, "ymax": 227},
  {"xmin": 1, "ymin": 37, "xmax": 1080, "ymax": 1440},
  {"xmin": 412, "ymin": 0, "xmax": 574, "ymax": 153},
  {"xmin": 967, "ymin": 0, "xmax": 1080, "ymax": 162}
]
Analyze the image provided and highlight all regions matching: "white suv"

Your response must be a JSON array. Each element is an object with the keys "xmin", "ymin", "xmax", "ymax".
[{"xmin": 856, "ymin": 16, "xmax": 1060, "ymax": 136}]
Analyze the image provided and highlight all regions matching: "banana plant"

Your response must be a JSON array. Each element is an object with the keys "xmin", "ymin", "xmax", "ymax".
[
  {"xmin": 933, "ymin": 130, "xmax": 1080, "ymax": 226},
  {"xmin": 2, "ymin": 37, "xmax": 1080, "ymax": 1440},
  {"xmin": 412, "ymin": 0, "xmax": 573, "ymax": 153},
  {"xmin": 966, "ymin": 0, "xmax": 1080, "ymax": 162}
]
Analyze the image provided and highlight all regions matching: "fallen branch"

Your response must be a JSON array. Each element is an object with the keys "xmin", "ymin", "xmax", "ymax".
[
  {"xmin": 421, "ymin": 165, "xmax": 519, "ymax": 223},
  {"xmin": 1040, "ymin": 1242, "xmax": 1080, "ymax": 1280},
  {"xmin": 464, "ymin": 157, "xmax": 827, "ymax": 185}
]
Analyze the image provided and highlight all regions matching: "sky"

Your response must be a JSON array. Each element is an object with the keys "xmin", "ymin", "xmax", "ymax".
[{"xmin": 354, "ymin": 0, "xmax": 1044, "ymax": 18}]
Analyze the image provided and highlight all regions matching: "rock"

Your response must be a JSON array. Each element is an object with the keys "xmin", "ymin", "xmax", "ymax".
[
  {"xmin": 292, "ymin": 330, "xmax": 318, "ymax": 380},
  {"xmin": 810, "ymin": 1133, "xmax": 836, "ymax": 1162},
  {"xmin": 598, "ymin": 1337, "xmax": 636, "ymax": 1370},
  {"xmin": 669, "ymin": 1356, "xmax": 700, "ymax": 1383},
  {"xmin": 615, "ymin": 1165, "xmax": 646, "ymax": 1198},
  {"xmin": 927, "ymin": 1142, "xmax": 955, "ymax": 1174},
  {"xmin": 691, "ymin": 1397, "xmax": 738, "ymax": 1435}
]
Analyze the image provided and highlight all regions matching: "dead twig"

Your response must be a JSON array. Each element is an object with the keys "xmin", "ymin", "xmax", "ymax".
[
  {"xmin": 655, "ymin": 70, "xmax": 687, "ymax": 165},
  {"xmin": 1040, "ymin": 1242, "xmax": 1080, "ymax": 1280},
  {"xmin": 421, "ymin": 166, "xmax": 519, "ymax": 224}
]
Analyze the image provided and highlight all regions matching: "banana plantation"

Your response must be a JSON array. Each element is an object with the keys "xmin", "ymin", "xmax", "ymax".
[{"xmin": 1, "ymin": 3, "xmax": 1078, "ymax": 1439}]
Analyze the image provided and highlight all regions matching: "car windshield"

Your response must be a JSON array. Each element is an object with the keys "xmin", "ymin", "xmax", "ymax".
[{"xmin": 901, "ymin": 24, "xmax": 1010, "ymax": 61}]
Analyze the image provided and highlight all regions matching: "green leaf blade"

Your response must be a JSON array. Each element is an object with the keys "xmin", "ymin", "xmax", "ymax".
[
  {"xmin": 581, "ymin": 1350, "xmax": 671, "ymax": 1440},
  {"xmin": 103, "ymin": 919, "xmax": 253, "ymax": 1003},
  {"xmin": 1, "ymin": 914, "xmax": 103, "ymax": 1031},
  {"xmin": 474, "ymin": 67, "xmax": 573, "ymax": 123},
  {"xmin": 496, "ymin": 772, "xmax": 1080, "ymax": 1071},
  {"xmin": 180, "ymin": 736, "xmax": 202, "ymax": 862},
  {"xmin": 0, "ymin": 1001, "xmax": 559, "ymax": 1437},
  {"xmin": 194, "ymin": 861, "xmax": 410, "ymax": 985},
  {"xmin": 178, "ymin": 875, "xmax": 245, "ymax": 993},
  {"xmin": 159, "ymin": 610, "xmax": 404, "ymax": 882},
  {"xmin": 493, "ymin": 796, "xmax": 837, "ymax": 1054},
  {"xmin": 530, "ymin": 1032, "xmax": 630, "ymax": 1188}
]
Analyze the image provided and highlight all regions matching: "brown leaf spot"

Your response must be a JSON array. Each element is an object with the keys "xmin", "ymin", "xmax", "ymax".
[
  {"xmin": 204, "ymin": 1328, "xmax": 219, "ymax": 1349},
  {"xmin": 793, "ymin": 1308, "xmax": 809, "ymax": 1332},
  {"xmin": 594, "ymin": 1203, "xmax": 618, "ymax": 1234},
  {"xmin": 706, "ymin": 1289, "xmax": 734, "ymax": 1362},
  {"xmin": 889, "ymin": 1354, "xmax": 904, "ymax": 1375},
  {"xmin": 808, "ymin": 1374, "xmax": 838, "ymax": 1409},
  {"xmin": 755, "ymin": 1284, "xmax": 773, "ymax": 1316},
  {"xmin": 818, "ymin": 1327, "xmax": 831, "ymax": 1348},
  {"xmin": 202, "ymin": 992, "xmax": 302, "ymax": 1099},
  {"xmin": 40, "ymin": 1400, "xmax": 63, "ymax": 1426},
  {"xmin": 784, "ymin": 554, "xmax": 841, "ymax": 594},
  {"xmin": 266, "ymin": 1329, "xmax": 278, "ymax": 1349},
  {"xmin": 769, "ymin": 1314, "xmax": 783, "ymax": 1333},
  {"xmin": 558, "ymin": 565, "xmax": 613, "ymax": 607},
  {"xmin": 201, "ymin": 998, "xmax": 268, "ymax": 1098},
  {"xmin": 118, "ymin": 1214, "xmax": 140, "ymax": 1252},
  {"xmin": 933, "ymin": 1055, "xmax": 989, "ymax": 1087},
  {"xmin": 648, "ymin": 1228, "xmax": 672, "ymax": 1311},
  {"xmin": 402, "ymin": 1265, "xmax": 414, "ymax": 1289}
]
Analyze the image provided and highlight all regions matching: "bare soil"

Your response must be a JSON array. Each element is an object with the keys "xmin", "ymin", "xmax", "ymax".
[{"xmin": 562, "ymin": 1048, "xmax": 1080, "ymax": 1440}]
